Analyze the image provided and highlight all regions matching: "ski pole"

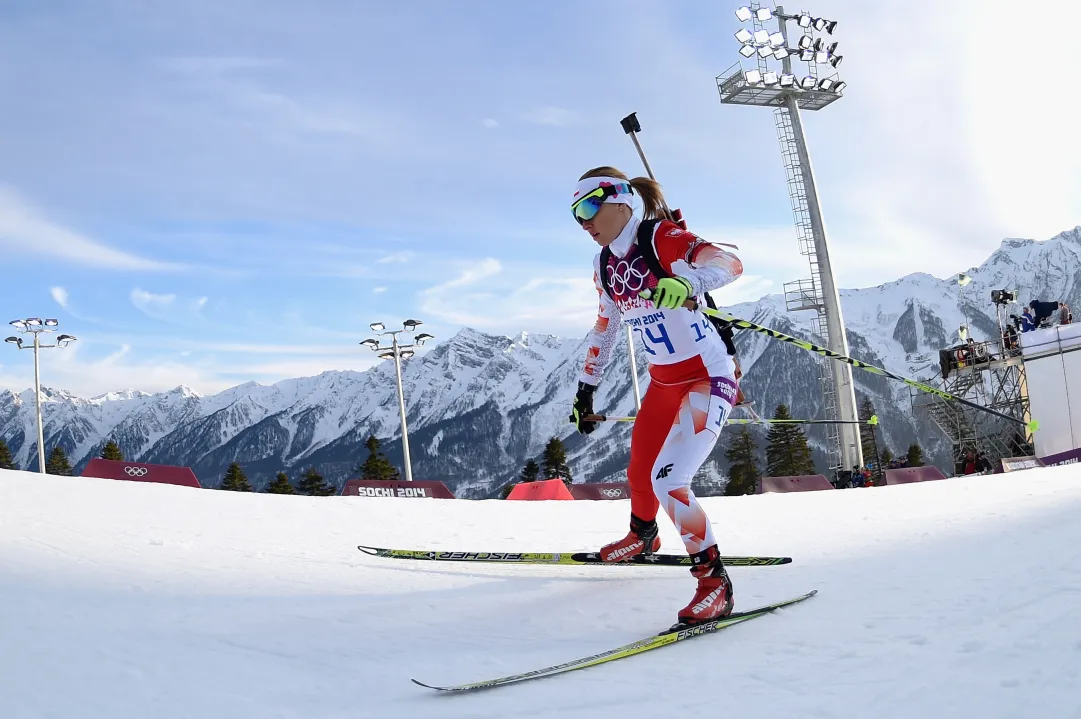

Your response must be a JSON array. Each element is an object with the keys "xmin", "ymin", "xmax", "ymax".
[
  {"xmin": 638, "ymin": 292, "xmax": 1038, "ymax": 432},
  {"xmin": 583, "ymin": 413, "xmax": 879, "ymax": 426}
]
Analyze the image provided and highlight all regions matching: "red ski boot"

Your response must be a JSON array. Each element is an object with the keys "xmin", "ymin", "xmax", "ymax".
[
  {"xmin": 599, "ymin": 514, "xmax": 660, "ymax": 563},
  {"xmin": 676, "ymin": 545, "xmax": 734, "ymax": 626}
]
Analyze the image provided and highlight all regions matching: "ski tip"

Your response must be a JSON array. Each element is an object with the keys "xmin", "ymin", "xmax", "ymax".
[
  {"xmin": 411, "ymin": 678, "xmax": 437, "ymax": 690},
  {"xmin": 357, "ymin": 545, "xmax": 380, "ymax": 556}
]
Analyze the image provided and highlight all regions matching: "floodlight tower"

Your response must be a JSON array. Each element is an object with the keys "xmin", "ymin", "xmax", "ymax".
[
  {"xmin": 6, "ymin": 318, "xmax": 77, "ymax": 474},
  {"xmin": 359, "ymin": 319, "xmax": 434, "ymax": 483},
  {"xmin": 717, "ymin": 3, "xmax": 861, "ymax": 473}
]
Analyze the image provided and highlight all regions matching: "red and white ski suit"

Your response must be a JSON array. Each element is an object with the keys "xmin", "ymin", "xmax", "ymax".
[{"xmin": 579, "ymin": 216, "xmax": 743, "ymax": 555}]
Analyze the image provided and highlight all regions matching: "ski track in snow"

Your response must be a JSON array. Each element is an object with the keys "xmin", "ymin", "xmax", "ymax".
[{"xmin": 1, "ymin": 467, "xmax": 1080, "ymax": 718}]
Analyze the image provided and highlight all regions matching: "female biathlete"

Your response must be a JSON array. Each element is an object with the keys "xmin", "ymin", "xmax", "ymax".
[{"xmin": 568, "ymin": 167, "xmax": 744, "ymax": 627}]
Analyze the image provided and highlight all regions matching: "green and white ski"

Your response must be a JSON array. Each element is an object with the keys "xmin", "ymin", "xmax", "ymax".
[{"xmin": 411, "ymin": 590, "xmax": 817, "ymax": 692}]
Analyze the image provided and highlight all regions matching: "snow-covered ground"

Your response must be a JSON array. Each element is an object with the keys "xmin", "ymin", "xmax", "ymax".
[{"xmin": 2, "ymin": 467, "xmax": 1080, "ymax": 719}]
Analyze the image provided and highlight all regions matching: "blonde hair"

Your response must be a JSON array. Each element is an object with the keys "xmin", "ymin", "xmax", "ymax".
[{"xmin": 578, "ymin": 166, "xmax": 669, "ymax": 221}]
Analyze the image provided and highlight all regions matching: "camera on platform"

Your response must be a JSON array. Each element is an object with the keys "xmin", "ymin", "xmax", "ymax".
[{"xmin": 991, "ymin": 289, "xmax": 1017, "ymax": 305}]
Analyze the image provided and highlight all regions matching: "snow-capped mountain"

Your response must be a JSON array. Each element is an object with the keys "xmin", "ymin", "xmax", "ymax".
[{"xmin": 2, "ymin": 227, "xmax": 1078, "ymax": 496}]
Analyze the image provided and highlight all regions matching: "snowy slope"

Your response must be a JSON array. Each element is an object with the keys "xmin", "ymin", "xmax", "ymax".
[
  {"xmin": 1, "ymin": 467, "xmax": 1079, "ymax": 718},
  {"xmin": 1, "ymin": 226, "xmax": 1079, "ymax": 493}
]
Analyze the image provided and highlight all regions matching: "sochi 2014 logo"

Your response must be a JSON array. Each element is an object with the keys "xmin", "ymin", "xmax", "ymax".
[{"xmin": 607, "ymin": 256, "xmax": 649, "ymax": 296}]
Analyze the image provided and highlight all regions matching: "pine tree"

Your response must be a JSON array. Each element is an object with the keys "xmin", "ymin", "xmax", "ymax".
[
  {"xmin": 297, "ymin": 466, "xmax": 336, "ymax": 496},
  {"xmin": 500, "ymin": 482, "xmax": 516, "ymax": 499},
  {"xmin": 906, "ymin": 443, "xmax": 925, "ymax": 467},
  {"xmin": 0, "ymin": 439, "xmax": 15, "ymax": 470},
  {"xmin": 101, "ymin": 440, "xmax": 124, "ymax": 462},
  {"xmin": 358, "ymin": 436, "xmax": 400, "ymax": 481},
  {"xmin": 765, "ymin": 404, "xmax": 816, "ymax": 477},
  {"xmin": 266, "ymin": 471, "xmax": 296, "ymax": 495},
  {"xmin": 45, "ymin": 446, "xmax": 73, "ymax": 476},
  {"xmin": 542, "ymin": 437, "xmax": 572, "ymax": 484},
  {"xmin": 724, "ymin": 427, "xmax": 761, "ymax": 496},
  {"xmin": 858, "ymin": 397, "xmax": 881, "ymax": 473},
  {"xmin": 220, "ymin": 461, "xmax": 252, "ymax": 491},
  {"xmin": 519, "ymin": 459, "xmax": 540, "ymax": 483},
  {"xmin": 881, "ymin": 447, "xmax": 895, "ymax": 465}
]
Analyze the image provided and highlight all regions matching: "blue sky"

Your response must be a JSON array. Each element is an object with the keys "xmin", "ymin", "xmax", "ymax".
[{"xmin": 0, "ymin": 0, "xmax": 1078, "ymax": 396}]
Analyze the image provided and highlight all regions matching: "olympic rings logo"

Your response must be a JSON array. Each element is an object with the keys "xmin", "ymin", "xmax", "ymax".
[
  {"xmin": 124, "ymin": 466, "xmax": 149, "ymax": 477},
  {"xmin": 607, "ymin": 257, "xmax": 648, "ymax": 295},
  {"xmin": 600, "ymin": 488, "xmax": 625, "ymax": 498}
]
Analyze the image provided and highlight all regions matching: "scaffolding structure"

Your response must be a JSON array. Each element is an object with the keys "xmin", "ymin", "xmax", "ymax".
[{"xmin": 911, "ymin": 326, "xmax": 1034, "ymax": 473}]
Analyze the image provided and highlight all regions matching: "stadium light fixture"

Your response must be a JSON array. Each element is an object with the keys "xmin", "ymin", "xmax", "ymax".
[
  {"xmin": 735, "ymin": 28, "xmax": 753, "ymax": 43},
  {"xmin": 830, "ymin": 54, "xmax": 843, "ymax": 68},
  {"xmin": 779, "ymin": 73, "xmax": 796, "ymax": 88},
  {"xmin": 369, "ymin": 322, "xmax": 385, "ymax": 332},
  {"xmin": 763, "ymin": 71, "xmax": 779, "ymax": 85},
  {"xmin": 798, "ymin": 13, "xmax": 813, "ymax": 27},
  {"xmin": 739, "ymin": 43, "xmax": 757, "ymax": 57},
  {"xmin": 756, "ymin": 7, "xmax": 773, "ymax": 22},
  {"xmin": 745, "ymin": 69, "xmax": 763, "ymax": 85},
  {"xmin": 753, "ymin": 29, "xmax": 769, "ymax": 45},
  {"xmin": 735, "ymin": 6, "xmax": 753, "ymax": 22}
]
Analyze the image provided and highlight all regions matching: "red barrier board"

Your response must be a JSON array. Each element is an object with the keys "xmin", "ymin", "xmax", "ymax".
[
  {"xmin": 883, "ymin": 466, "xmax": 947, "ymax": 485},
  {"xmin": 568, "ymin": 482, "xmax": 630, "ymax": 500},
  {"xmin": 341, "ymin": 479, "xmax": 455, "ymax": 499},
  {"xmin": 81, "ymin": 458, "xmax": 202, "ymax": 488},
  {"xmin": 506, "ymin": 478, "xmax": 575, "ymax": 501},
  {"xmin": 758, "ymin": 474, "xmax": 834, "ymax": 493}
]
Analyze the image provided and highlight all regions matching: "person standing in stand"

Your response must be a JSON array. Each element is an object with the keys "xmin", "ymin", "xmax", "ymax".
[{"xmin": 568, "ymin": 167, "xmax": 744, "ymax": 627}]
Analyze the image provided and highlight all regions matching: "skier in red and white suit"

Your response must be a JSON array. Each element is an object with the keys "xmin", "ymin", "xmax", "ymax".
[{"xmin": 569, "ymin": 167, "xmax": 744, "ymax": 626}]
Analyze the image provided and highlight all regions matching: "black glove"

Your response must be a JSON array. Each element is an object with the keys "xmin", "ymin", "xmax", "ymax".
[{"xmin": 569, "ymin": 381, "xmax": 598, "ymax": 435}]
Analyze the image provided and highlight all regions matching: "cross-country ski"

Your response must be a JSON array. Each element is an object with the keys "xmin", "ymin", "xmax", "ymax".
[
  {"xmin": 358, "ymin": 544, "xmax": 792, "ymax": 566},
  {"xmin": 411, "ymin": 590, "xmax": 817, "ymax": 692}
]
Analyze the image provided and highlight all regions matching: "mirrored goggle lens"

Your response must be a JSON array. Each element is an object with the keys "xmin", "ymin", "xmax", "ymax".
[{"xmin": 573, "ymin": 195, "xmax": 604, "ymax": 224}]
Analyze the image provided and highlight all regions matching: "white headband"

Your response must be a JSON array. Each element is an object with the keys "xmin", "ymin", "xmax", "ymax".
[{"xmin": 571, "ymin": 175, "xmax": 635, "ymax": 208}]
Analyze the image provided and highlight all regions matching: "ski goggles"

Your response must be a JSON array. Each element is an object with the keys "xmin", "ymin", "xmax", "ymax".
[{"xmin": 571, "ymin": 182, "xmax": 632, "ymax": 224}]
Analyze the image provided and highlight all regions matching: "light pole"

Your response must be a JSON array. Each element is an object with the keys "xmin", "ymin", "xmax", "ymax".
[
  {"xmin": 5, "ymin": 318, "xmax": 77, "ymax": 474},
  {"xmin": 359, "ymin": 319, "xmax": 433, "ymax": 483},
  {"xmin": 716, "ymin": 3, "xmax": 862, "ymax": 473}
]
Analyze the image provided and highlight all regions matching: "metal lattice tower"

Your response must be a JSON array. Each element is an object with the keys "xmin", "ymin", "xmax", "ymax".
[{"xmin": 717, "ymin": 3, "xmax": 860, "ymax": 473}]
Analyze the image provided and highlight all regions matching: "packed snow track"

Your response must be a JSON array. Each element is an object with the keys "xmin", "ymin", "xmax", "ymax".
[{"xmin": 1, "ymin": 467, "xmax": 1079, "ymax": 718}]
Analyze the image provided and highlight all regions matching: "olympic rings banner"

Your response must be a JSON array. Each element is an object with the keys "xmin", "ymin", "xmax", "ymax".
[
  {"xmin": 81, "ymin": 458, "xmax": 202, "ymax": 488},
  {"xmin": 568, "ymin": 482, "xmax": 630, "ymax": 501}
]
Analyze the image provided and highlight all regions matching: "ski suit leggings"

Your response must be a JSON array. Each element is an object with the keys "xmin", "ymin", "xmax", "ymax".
[{"xmin": 628, "ymin": 364, "xmax": 737, "ymax": 555}]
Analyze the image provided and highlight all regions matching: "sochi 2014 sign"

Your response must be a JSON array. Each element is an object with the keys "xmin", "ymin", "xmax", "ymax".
[{"xmin": 341, "ymin": 479, "xmax": 455, "ymax": 499}]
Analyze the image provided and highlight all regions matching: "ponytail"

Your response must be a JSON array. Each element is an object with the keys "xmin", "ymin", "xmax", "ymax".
[
  {"xmin": 628, "ymin": 176, "xmax": 667, "ymax": 220},
  {"xmin": 578, "ymin": 166, "xmax": 671, "ymax": 221}
]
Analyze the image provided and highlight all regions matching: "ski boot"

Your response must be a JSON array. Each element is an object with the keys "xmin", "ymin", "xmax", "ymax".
[
  {"xmin": 675, "ymin": 545, "xmax": 734, "ymax": 627},
  {"xmin": 599, "ymin": 514, "xmax": 660, "ymax": 563}
]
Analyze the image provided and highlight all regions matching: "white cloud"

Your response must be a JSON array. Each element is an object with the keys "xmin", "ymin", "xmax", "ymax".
[
  {"xmin": 482, "ymin": 118, "xmax": 499, "ymax": 128},
  {"xmin": 130, "ymin": 288, "xmax": 177, "ymax": 318},
  {"xmin": 159, "ymin": 56, "xmax": 285, "ymax": 74},
  {"xmin": 0, "ymin": 187, "xmax": 180, "ymax": 271},
  {"xmin": 522, "ymin": 106, "xmax": 579, "ymax": 127},
  {"xmin": 419, "ymin": 259, "xmax": 597, "ymax": 335},
  {"xmin": 376, "ymin": 251, "xmax": 415, "ymax": 264},
  {"xmin": 50, "ymin": 286, "xmax": 69, "ymax": 310},
  {"xmin": 372, "ymin": 286, "xmax": 387, "ymax": 294},
  {"xmin": 194, "ymin": 297, "xmax": 208, "ymax": 311}
]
